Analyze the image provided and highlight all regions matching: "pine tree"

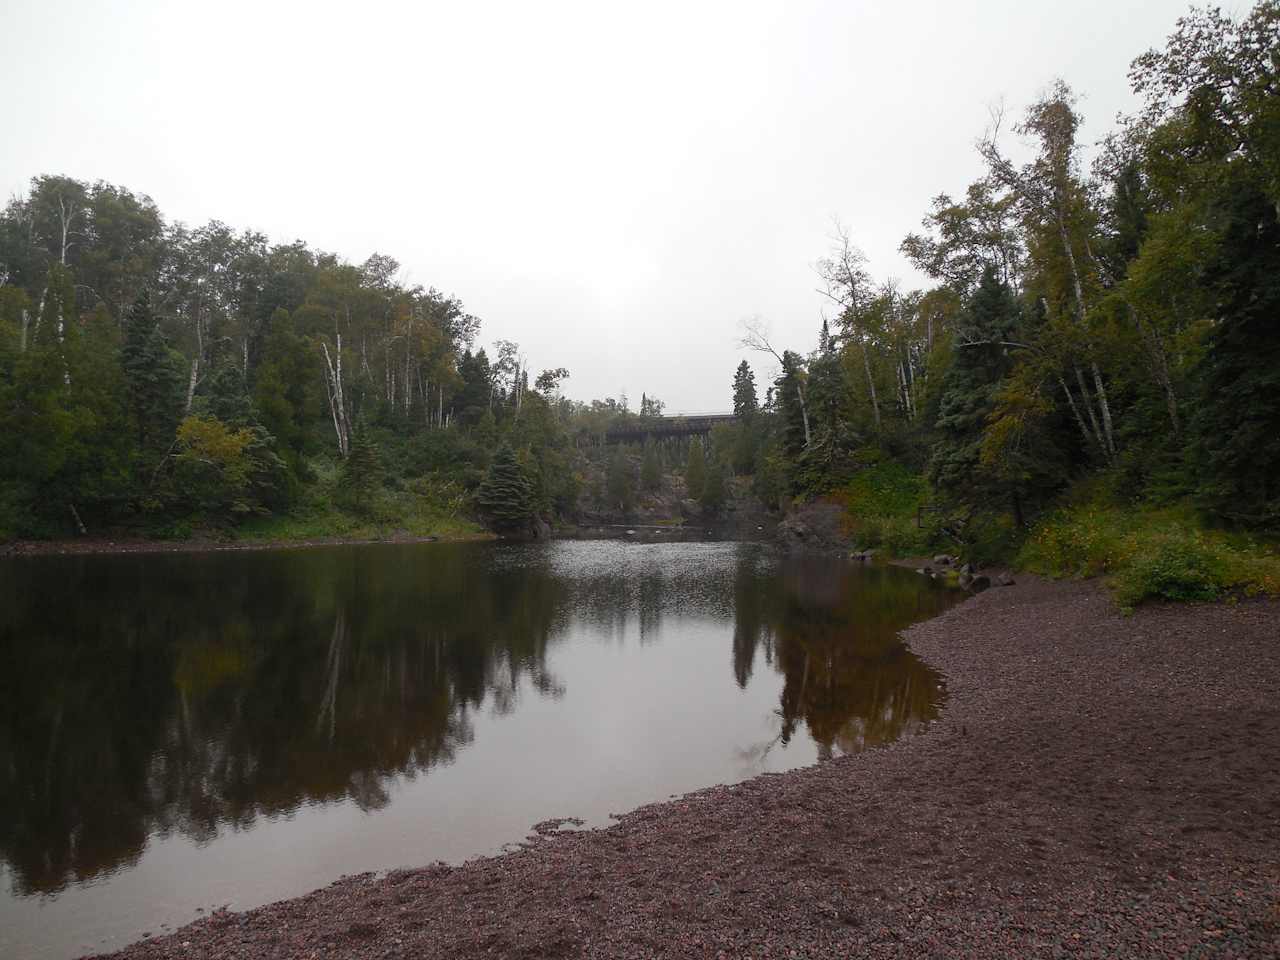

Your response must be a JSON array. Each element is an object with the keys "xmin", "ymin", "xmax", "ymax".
[
  {"xmin": 476, "ymin": 443, "xmax": 536, "ymax": 535},
  {"xmin": 685, "ymin": 437, "xmax": 706, "ymax": 498},
  {"xmin": 732, "ymin": 360, "xmax": 758, "ymax": 419}
]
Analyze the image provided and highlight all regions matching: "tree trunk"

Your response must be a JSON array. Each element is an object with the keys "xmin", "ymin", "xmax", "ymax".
[
  {"xmin": 185, "ymin": 305, "xmax": 204, "ymax": 414},
  {"xmin": 862, "ymin": 342, "xmax": 881, "ymax": 429},
  {"xmin": 1090, "ymin": 361, "xmax": 1116, "ymax": 457},
  {"xmin": 795, "ymin": 380, "xmax": 812, "ymax": 448},
  {"xmin": 184, "ymin": 352, "xmax": 200, "ymax": 414},
  {"xmin": 321, "ymin": 336, "xmax": 350, "ymax": 457},
  {"xmin": 68, "ymin": 503, "xmax": 87, "ymax": 536},
  {"xmin": 1059, "ymin": 375, "xmax": 1101, "ymax": 456}
]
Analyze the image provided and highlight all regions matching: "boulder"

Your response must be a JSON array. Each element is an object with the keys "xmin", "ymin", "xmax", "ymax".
[
  {"xmin": 969, "ymin": 574, "xmax": 991, "ymax": 592},
  {"xmin": 932, "ymin": 554, "xmax": 954, "ymax": 567},
  {"xmin": 997, "ymin": 572, "xmax": 1016, "ymax": 587}
]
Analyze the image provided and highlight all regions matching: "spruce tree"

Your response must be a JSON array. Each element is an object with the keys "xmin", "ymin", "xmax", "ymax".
[
  {"xmin": 121, "ymin": 290, "xmax": 181, "ymax": 453},
  {"xmin": 476, "ymin": 443, "xmax": 536, "ymax": 535},
  {"xmin": 928, "ymin": 268, "xmax": 1017, "ymax": 499}
]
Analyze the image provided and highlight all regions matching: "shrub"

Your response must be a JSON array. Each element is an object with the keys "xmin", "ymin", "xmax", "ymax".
[
  {"xmin": 835, "ymin": 459, "xmax": 935, "ymax": 555},
  {"xmin": 1111, "ymin": 533, "xmax": 1227, "ymax": 607},
  {"xmin": 1019, "ymin": 503, "xmax": 1280, "ymax": 610}
]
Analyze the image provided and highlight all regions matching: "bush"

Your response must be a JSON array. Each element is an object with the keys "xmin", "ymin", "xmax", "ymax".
[
  {"xmin": 1112, "ymin": 533, "xmax": 1228, "ymax": 607},
  {"xmin": 835, "ymin": 459, "xmax": 935, "ymax": 555},
  {"xmin": 1019, "ymin": 503, "xmax": 1280, "ymax": 610}
]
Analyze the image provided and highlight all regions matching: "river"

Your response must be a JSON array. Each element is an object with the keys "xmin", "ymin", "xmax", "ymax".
[{"xmin": 0, "ymin": 539, "xmax": 957, "ymax": 958}]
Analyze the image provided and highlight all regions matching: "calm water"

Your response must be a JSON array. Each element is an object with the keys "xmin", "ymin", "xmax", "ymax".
[{"xmin": 0, "ymin": 540, "xmax": 957, "ymax": 958}]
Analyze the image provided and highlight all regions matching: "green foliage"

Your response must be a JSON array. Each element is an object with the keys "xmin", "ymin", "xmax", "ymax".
[
  {"xmin": 1187, "ymin": 183, "xmax": 1280, "ymax": 530},
  {"xmin": 121, "ymin": 290, "xmax": 182, "ymax": 454},
  {"xmin": 732, "ymin": 360, "xmax": 758, "ymax": 419},
  {"xmin": 606, "ymin": 447, "xmax": 637, "ymax": 514},
  {"xmin": 836, "ymin": 459, "xmax": 934, "ymax": 555},
  {"xmin": 234, "ymin": 462, "xmax": 480, "ymax": 542},
  {"xmin": 475, "ymin": 444, "xmax": 537, "ymax": 535},
  {"xmin": 639, "ymin": 442, "xmax": 661, "ymax": 493},
  {"xmin": 337, "ymin": 428, "xmax": 384, "ymax": 516},
  {"xmin": 700, "ymin": 457, "xmax": 727, "ymax": 514},
  {"xmin": 171, "ymin": 415, "xmax": 254, "ymax": 517},
  {"xmin": 253, "ymin": 309, "xmax": 320, "ymax": 467},
  {"xmin": 684, "ymin": 437, "xmax": 706, "ymax": 499},
  {"xmin": 1019, "ymin": 503, "xmax": 1280, "ymax": 610},
  {"xmin": 751, "ymin": 437, "xmax": 789, "ymax": 510}
]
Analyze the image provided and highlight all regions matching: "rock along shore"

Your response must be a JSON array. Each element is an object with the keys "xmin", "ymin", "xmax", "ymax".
[{"xmin": 87, "ymin": 576, "xmax": 1280, "ymax": 959}]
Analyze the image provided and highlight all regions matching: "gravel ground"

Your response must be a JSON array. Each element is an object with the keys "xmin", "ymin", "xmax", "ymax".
[{"xmin": 87, "ymin": 576, "xmax": 1280, "ymax": 959}]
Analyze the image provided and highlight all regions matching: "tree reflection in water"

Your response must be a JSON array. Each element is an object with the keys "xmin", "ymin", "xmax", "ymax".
[{"xmin": 0, "ymin": 541, "xmax": 955, "ymax": 897}]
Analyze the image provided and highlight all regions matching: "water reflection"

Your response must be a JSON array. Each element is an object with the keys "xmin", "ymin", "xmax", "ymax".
[{"xmin": 0, "ymin": 541, "xmax": 955, "ymax": 903}]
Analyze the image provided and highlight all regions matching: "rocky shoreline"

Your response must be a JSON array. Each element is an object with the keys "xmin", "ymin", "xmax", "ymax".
[{"xmin": 87, "ymin": 576, "xmax": 1280, "ymax": 959}]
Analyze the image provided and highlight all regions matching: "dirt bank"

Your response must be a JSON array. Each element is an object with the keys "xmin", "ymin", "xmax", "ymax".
[{"xmin": 87, "ymin": 577, "xmax": 1280, "ymax": 959}]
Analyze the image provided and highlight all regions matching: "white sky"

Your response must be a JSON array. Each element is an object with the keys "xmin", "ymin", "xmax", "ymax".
[{"xmin": 2, "ymin": 0, "xmax": 1196, "ymax": 412}]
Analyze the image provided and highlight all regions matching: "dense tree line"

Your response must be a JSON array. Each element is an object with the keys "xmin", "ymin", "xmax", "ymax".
[
  {"xmin": 2, "ymin": 2, "xmax": 1274, "ymax": 546},
  {"xmin": 0, "ymin": 178, "xmax": 597, "ymax": 537},
  {"xmin": 739, "ymin": 2, "xmax": 1280, "ymax": 543}
]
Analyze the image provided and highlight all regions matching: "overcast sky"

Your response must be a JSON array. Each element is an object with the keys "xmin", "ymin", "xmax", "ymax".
[{"xmin": 3, "ymin": 0, "xmax": 1196, "ymax": 411}]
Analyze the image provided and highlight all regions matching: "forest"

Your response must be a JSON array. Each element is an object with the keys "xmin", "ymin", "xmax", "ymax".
[{"xmin": 1, "ymin": 2, "xmax": 1277, "ymax": 603}]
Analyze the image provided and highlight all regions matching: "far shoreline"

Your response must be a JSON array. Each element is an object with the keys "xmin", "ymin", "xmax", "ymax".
[{"xmin": 0, "ymin": 530, "xmax": 496, "ymax": 559}]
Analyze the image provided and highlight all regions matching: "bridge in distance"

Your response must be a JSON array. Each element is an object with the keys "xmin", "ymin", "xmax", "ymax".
[{"xmin": 603, "ymin": 412, "xmax": 738, "ymax": 444}]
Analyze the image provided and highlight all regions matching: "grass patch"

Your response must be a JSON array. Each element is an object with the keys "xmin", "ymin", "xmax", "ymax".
[{"xmin": 1018, "ymin": 503, "xmax": 1280, "ymax": 610}]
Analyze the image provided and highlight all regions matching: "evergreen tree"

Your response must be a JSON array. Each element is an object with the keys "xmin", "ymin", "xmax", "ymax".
[
  {"xmin": 338, "ymin": 425, "xmax": 383, "ymax": 514},
  {"xmin": 640, "ymin": 441, "xmax": 661, "ymax": 493},
  {"xmin": 253, "ymin": 309, "xmax": 318, "ymax": 466},
  {"xmin": 685, "ymin": 437, "xmax": 706, "ymax": 499},
  {"xmin": 476, "ymin": 443, "xmax": 536, "ymax": 535},
  {"xmin": 772, "ymin": 352, "xmax": 809, "ymax": 466},
  {"xmin": 732, "ymin": 360, "xmax": 758, "ymax": 420},
  {"xmin": 121, "ymin": 290, "xmax": 181, "ymax": 453},
  {"xmin": 455, "ymin": 349, "xmax": 494, "ymax": 425},
  {"xmin": 1188, "ymin": 184, "xmax": 1280, "ymax": 529},
  {"xmin": 928, "ymin": 267, "xmax": 1062, "ymax": 525},
  {"xmin": 700, "ymin": 457, "xmax": 727, "ymax": 514}
]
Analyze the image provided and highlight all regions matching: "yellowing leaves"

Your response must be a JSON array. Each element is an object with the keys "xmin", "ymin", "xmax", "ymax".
[{"xmin": 177, "ymin": 416, "xmax": 252, "ymax": 467}]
